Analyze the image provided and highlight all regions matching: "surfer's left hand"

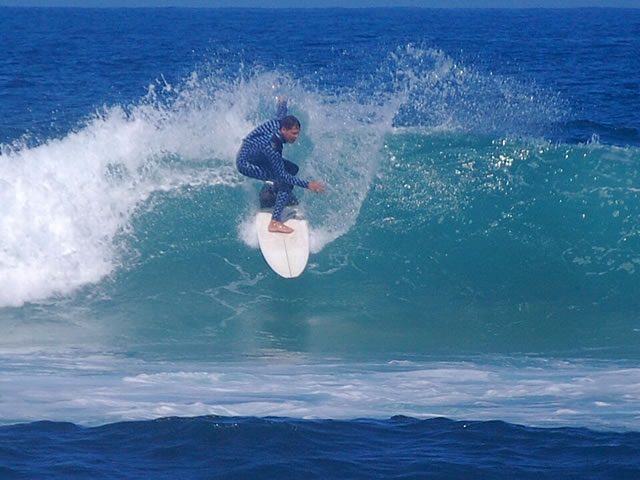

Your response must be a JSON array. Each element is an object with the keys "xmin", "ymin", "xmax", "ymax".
[{"xmin": 308, "ymin": 181, "xmax": 325, "ymax": 193}]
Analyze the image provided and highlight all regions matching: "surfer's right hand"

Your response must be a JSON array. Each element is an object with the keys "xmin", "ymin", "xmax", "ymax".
[{"xmin": 308, "ymin": 181, "xmax": 325, "ymax": 193}]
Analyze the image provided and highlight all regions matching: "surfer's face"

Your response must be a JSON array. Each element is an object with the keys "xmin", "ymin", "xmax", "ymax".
[{"xmin": 281, "ymin": 126, "xmax": 300, "ymax": 143}]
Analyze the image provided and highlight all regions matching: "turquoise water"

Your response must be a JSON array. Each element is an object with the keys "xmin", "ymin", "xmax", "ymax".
[{"xmin": 4, "ymin": 131, "xmax": 638, "ymax": 358}]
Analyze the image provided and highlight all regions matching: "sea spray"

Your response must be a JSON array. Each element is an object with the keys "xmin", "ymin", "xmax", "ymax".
[{"xmin": 0, "ymin": 84, "xmax": 239, "ymax": 307}]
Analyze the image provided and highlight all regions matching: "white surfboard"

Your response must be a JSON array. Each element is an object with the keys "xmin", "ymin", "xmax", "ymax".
[{"xmin": 255, "ymin": 209, "xmax": 310, "ymax": 278}]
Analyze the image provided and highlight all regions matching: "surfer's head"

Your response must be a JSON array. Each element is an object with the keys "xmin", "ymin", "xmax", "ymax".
[{"xmin": 280, "ymin": 115, "xmax": 301, "ymax": 143}]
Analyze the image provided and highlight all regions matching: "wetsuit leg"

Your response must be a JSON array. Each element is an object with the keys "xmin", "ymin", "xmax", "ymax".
[
  {"xmin": 238, "ymin": 149, "xmax": 276, "ymax": 207},
  {"xmin": 272, "ymin": 181, "xmax": 293, "ymax": 221},
  {"xmin": 260, "ymin": 160, "xmax": 300, "ymax": 210},
  {"xmin": 238, "ymin": 151, "xmax": 301, "ymax": 220},
  {"xmin": 237, "ymin": 159, "xmax": 272, "ymax": 181},
  {"xmin": 236, "ymin": 147, "xmax": 274, "ymax": 181},
  {"xmin": 282, "ymin": 160, "xmax": 299, "ymax": 206}
]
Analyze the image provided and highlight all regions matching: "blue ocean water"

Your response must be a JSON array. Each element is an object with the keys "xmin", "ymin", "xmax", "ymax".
[{"xmin": 1, "ymin": 6, "xmax": 640, "ymax": 478}]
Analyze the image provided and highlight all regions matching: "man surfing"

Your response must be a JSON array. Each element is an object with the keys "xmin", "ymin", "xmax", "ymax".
[{"xmin": 236, "ymin": 97, "xmax": 324, "ymax": 234}]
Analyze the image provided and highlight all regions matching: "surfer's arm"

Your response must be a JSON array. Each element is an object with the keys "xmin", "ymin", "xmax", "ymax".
[
  {"xmin": 265, "ymin": 147, "xmax": 309, "ymax": 189},
  {"xmin": 275, "ymin": 97, "xmax": 287, "ymax": 120}
]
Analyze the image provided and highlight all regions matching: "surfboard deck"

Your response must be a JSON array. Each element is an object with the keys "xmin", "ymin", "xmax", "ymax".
[{"xmin": 255, "ymin": 209, "xmax": 310, "ymax": 278}]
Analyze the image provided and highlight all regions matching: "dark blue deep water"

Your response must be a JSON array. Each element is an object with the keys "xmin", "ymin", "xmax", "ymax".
[
  {"xmin": 1, "ymin": 7, "xmax": 640, "ymax": 479},
  {"xmin": 2, "ymin": 416, "xmax": 640, "ymax": 479}
]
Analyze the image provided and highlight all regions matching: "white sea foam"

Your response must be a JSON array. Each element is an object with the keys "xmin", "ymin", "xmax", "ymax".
[
  {"xmin": 0, "ymin": 75, "xmax": 266, "ymax": 307},
  {"xmin": 238, "ymin": 213, "xmax": 259, "ymax": 249},
  {"xmin": 295, "ymin": 95, "xmax": 395, "ymax": 252},
  {"xmin": 0, "ymin": 352, "xmax": 638, "ymax": 430}
]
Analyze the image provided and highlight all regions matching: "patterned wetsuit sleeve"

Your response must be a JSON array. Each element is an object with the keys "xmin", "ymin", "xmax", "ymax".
[
  {"xmin": 276, "ymin": 100, "xmax": 287, "ymax": 120},
  {"xmin": 265, "ymin": 145, "xmax": 309, "ymax": 189}
]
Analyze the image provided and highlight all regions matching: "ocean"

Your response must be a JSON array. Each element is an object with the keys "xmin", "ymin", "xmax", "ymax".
[{"xmin": 1, "ymin": 6, "xmax": 639, "ymax": 478}]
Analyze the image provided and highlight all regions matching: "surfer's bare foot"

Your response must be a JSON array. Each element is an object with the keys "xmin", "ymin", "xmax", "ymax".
[{"xmin": 269, "ymin": 219, "xmax": 294, "ymax": 234}]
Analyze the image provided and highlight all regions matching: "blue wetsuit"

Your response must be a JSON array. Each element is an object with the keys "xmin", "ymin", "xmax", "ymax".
[{"xmin": 236, "ymin": 101, "xmax": 309, "ymax": 221}]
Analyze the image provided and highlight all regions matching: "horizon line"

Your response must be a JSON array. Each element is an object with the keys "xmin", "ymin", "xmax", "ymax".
[{"xmin": 1, "ymin": 4, "xmax": 638, "ymax": 8}]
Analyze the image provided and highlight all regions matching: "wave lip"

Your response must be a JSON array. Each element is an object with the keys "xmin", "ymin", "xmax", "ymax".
[{"xmin": 0, "ymin": 83, "xmax": 239, "ymax": 307}]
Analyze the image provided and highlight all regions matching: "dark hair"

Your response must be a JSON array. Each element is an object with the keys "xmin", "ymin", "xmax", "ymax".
[{"xmin": 281, "ymin": 115, "xmax": 301, "ymax": 130}]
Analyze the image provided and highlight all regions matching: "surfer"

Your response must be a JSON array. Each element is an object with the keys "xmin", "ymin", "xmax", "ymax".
[{"xmin": 236, "ymin": 97, "xmax": 325, "ymax": 234}]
